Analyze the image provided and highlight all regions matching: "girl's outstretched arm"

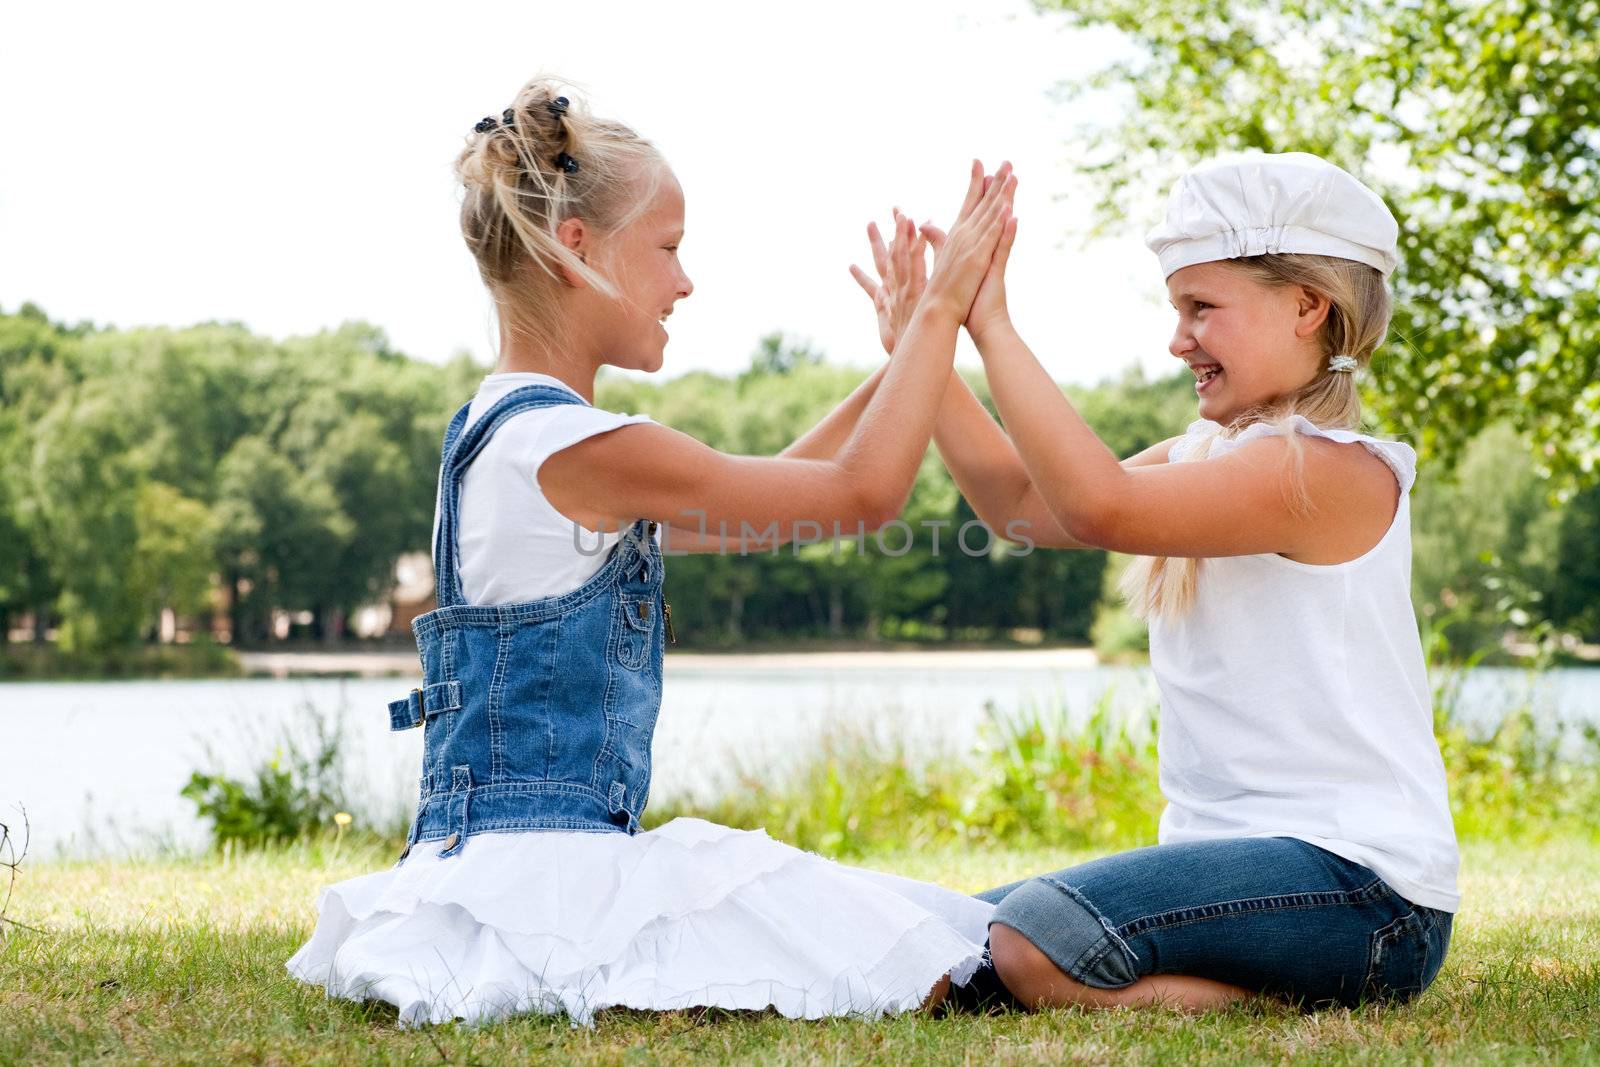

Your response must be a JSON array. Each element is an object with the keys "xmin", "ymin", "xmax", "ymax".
[
  {"xmin": 539, "ymin": 162, "xmax": 1017, "ymax": 552},
  {"xmin": 969, "ymin": 276, "xmax": 1394, "ymax": 562},
  {"xmin": 855, "ymin": 212, "xmax": 1175, "ymax": 549}
]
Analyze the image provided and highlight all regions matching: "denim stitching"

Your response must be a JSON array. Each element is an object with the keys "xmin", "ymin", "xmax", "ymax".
[
  {"xmin": 543, "ymin": 613, "xmax": 562, "ymax": 779},
  {"xmin": 1363, "ymin": 910, "xmax": 1422, "ymax": 998},
  {"xmin": 617, "ymin": 594, "xmax": 652, "ymax": 671},
  {"xmin": 411, "ymin": 537, "xmax": 631, "ymax": 638},
  {"xmin": 592, "ymin": 539, "xmax": 631, "ymax": 796},
  {"xmin": 1032, "ymin": 879, "xmax": 1141, "ymax": 986},
  {"xmin": 401, "ymin": 386, "xmax": 667, "ymax": 847},
  {"xmin": 1117, "ymin": 878, "xmax": 1392, "ymax": 939},
  {"xmin": 1071, "ymin": 937, "xmax": 1130, "ymax": 986},
  {"xmin": 434, "ymin": 388, "xmax": 580, "ymax": 608},
  {"xmin": 487, "ymin": 627, "xmax": 510, "ymax": 783}
]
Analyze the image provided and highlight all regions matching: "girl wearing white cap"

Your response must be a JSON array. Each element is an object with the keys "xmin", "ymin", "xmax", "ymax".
[{"xmin": 853, "ymin": 152, "xmax": 1456, "ymax": 1011}]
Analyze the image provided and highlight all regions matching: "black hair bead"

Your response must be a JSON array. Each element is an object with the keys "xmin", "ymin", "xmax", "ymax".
[
  {"xmin": 547, "ymin": 96, "xmax": 570, "ymax": 117},
  {"xmin": 502, "ymin": 108, "xmax": 516, "ymax": 127},
  {"xmin": 554, "ymin": 152, "xmax": 580, "ymax": 174},
  {"xmin": 473, "ymin": 116, "xmax": 497, "ymax": 134}
]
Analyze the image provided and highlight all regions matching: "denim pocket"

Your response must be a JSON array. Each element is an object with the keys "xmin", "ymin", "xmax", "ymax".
[
  {"xmin": 1416, "ymin": 907, "xmax": 1452, "ymax": 992},
  {"xmin": 616, "ymin": 595, "xmax": 654, "ymax": 672},
  {"xmin": 1364, "ymin": 909, "xmax": 1429, "ymax": 1002}
]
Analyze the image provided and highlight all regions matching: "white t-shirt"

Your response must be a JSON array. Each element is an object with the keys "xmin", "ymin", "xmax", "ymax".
[
  {"xmin": 1149, "ymin": 416, "xmax": 1460, "ymax": 912},
  {"xmin": 431, "ymin": 373, "xmax": 655, "ymax": 605}
]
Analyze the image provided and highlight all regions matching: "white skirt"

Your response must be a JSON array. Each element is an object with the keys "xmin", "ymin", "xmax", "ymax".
[{"xmin": 285, "ymin": 817, "xmax": 993, "ymax": 1027}]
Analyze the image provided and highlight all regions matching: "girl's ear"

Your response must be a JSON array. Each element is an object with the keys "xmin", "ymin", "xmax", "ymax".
[
  {"xmin": 555, "ymin": 217, "xmax": 590, "ymax": 288},
  {"xmin": 1293, "ymin": 285, "xmax": 1332, "ymax": 338}
]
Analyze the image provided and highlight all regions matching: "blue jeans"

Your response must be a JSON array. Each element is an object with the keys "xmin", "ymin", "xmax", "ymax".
[{"xmin": 970, "ymin": 837, "xmax": 1452, "ymax": 1010}]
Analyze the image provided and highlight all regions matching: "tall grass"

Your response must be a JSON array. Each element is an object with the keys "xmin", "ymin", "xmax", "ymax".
[
  {"xmin": 648, "ymin": 696, "xmax": 1165, "ymax": 856},
  {"xmin": 650, "ymin": 688, "xmax": 1600, "ymax": 856},
  {"xmin": 181, "ymin": 678, "xmax": 1600, "ymax": 857}
]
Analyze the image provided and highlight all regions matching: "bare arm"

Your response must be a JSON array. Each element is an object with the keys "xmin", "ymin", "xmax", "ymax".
[
  {"xmin": 975, "ymin": 320, "xmax": 1395, "ymax": 561},
  {"xmin": 932, "ymin": 371, "xmax": 1181, "ymax": 549},
  {"xmin": 851, "ymin": 211, "xmax": 1176, "ymax": 550},
  {"xmin": 650, "ymin": 362, "xmax": 893, "ymax": 554},
  {"xmin": 541, "ymin": 163, "xmax": 1018, "ymax": 555},
  {"xmin": 777, "ymin": 362, "xmax": 890, "ymax": 462}
]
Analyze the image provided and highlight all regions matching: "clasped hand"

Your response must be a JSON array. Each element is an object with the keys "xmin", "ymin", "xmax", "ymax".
[{"xmin": 849, "ymin": 160, "xmax": 1018, "ymax": 355}]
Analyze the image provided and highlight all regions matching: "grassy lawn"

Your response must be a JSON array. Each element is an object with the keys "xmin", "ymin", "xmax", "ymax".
[{"xmin": 3, "ymin": 837, "xmax": 1598, "ymax": 1065}]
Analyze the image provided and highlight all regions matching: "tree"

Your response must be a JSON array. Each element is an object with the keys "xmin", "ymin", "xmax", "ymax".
[
  {"xmin": 132, "ymin": 482, "xmax": 216, "ymax": 631},
  {"xmin": 1410, "ymin": 423, "xmax": 1563, "ymax": 651},
  {"xmin": 1039, "ymin": 0, "xmax": 1600, "ymax": 486},
  {"xmin": 0, "ymin": 305, "xmax": 83, "ymax": 640},
  {"xmin": 27, "ymin": 384, "xmax": 148, "ymax": 653}
]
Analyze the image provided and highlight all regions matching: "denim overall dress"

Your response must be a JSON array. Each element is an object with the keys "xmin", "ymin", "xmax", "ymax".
[{"xmin": 387, "ymin": 384, "xmax": 665, "ymax": 863}]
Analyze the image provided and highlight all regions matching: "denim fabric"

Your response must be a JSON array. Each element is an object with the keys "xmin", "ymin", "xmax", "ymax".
[
  {"xmin": 388, "ymin": 384, "xmax": 664, "ymax": 862},
  {"xmin": 976, "ymin": 836, "xmax": 1452, "ymax": 1009}
]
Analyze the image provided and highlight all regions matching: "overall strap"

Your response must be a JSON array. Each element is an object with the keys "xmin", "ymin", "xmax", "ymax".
[
  {"xmin": 439, "ymin": 402, "xmax": 473, "ymax": 466},
  {"xmin": 432, "ymin": 384, "xmax": 590, "ymax": 608}
]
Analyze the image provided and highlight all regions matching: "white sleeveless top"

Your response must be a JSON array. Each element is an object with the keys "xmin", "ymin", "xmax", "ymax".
[
  {"xmin": 431, "ymin": 372, "xmax": 655, "ymax": 605},
  {"xmin": 1149, "ymin": 416, "xmax": 1460, "ymax": 912}
]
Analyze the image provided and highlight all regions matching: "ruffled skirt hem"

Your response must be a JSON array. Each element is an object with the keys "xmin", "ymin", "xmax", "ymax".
[{"xmin": 285, "ymin": 818, "xmax": 992, "ymax": 1027}]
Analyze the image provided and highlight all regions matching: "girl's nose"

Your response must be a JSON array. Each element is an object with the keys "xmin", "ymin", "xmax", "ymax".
[
  {"xmin": 678, "ymin": 271, "xmax": 694, "ymax": 300},
  {"xmin": 1168, "ymin": 323, "xmax": 1196, "ymax": 359}
]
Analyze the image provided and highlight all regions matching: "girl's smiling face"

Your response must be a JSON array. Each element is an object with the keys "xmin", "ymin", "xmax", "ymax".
[
  {"xmin": 589, "ymin": 167, "xmax": 694, "ymax": 373},
  {"xmin": 1166, "ymin": 260, "xmax": 1327, "ymax": 424}
]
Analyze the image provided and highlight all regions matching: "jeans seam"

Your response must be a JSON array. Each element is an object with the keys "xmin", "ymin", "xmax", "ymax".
[
  {"xmin": 1038, "ymin": 879, "xmax": 1140, "ymax": 987},
  {"xmin": 1118, "ymin": 878, "xmax": 1392, "ymax": 939},
  {"xmin": 1363, "ymin": 910, "xmax": 1423, "ymax": 998},
  {"xmin": 1069, "ymin": 936, "xmax": 1127, "ymax": 985}
]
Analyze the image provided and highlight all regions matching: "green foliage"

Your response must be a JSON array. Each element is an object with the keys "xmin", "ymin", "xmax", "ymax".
[
  {"xmin": 1426, "ymin": 625, "xmax": 1600, "ymax": 839},
  {"xmin": 654, "ymin": 697, "xmax": 1164, "ymax": 858},
  {"xmin": 653, "ymin": 682, "xmax": 1600, "ymax": 858},
  {"xmin": 1411, "ymin": 423, "xmax": 1564, "ymax": 652},
  {"xmin": 1042, "ymin": 0, "xmax": 1600, "ymax": 485},
  {"xmin": 3, "ymin": 300, "xmax": 1592, "ymax": 659},
  {"xmin": 132, "ymin": 483, "xmax": 215, "ymax": 622},
  {"xmin": 1435, "ymin": 706, "xmax": 1600, "ymax": 841},
  {"xmin": 0, "ymin": 306, "xmax": 471, "ymax": 652},
  {"xmin": 1548, "ymin": 483, "xmax": 1600, "ymax": 641},
  {"xmin": 0, "ymin": 640, "xmax": 238, "ymax": 680},
  {"xmin": 180, "ymin": 709, "xmax": 351, "ymax": 849},
  {"xmin": 1089, "ymin": 553, "xmax": 1149, "ymax": 660}
]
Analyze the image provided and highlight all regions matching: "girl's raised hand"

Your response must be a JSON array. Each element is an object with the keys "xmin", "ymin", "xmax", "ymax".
[
  {"xmin": 849, "ymin": 210, "xmax": 928, "ymax": 356},
  {"xmin": 920, "ymin": 161, "xmax": 1016, "ymax": 325},
  {"xmin": 922, "ymin": 188, "xmax": 1019, "ymax": 343}
]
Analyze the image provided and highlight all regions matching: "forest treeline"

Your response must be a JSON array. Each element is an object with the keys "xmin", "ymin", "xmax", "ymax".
[{"xmin": 3, "ymin": 304, "xmax": 1597, "ymax": 664}]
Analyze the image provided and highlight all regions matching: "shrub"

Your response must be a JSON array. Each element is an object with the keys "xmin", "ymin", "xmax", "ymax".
[{"xmin": 181, "ymin": 704, "xmax": 350, "ymax": 849}]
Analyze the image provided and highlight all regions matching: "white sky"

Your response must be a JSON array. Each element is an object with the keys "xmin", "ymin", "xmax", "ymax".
[{"xmin": 1, "ymin": 0, "xmax": 1182, "ymax": 386}]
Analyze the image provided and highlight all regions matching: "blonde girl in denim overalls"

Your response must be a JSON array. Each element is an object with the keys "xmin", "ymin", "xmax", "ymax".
[{"xmin": 286, "ymin": 76, "xmax": 1016, "ymax": 1027}]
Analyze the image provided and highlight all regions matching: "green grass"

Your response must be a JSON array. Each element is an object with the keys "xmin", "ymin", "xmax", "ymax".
[{"xmin": 4, "ymin": 837, "xmax": 1599, "ymax": 1065}]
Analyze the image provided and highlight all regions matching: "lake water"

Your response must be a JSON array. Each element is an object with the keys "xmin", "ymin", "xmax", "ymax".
[{"xmin": 4, "ymin": 654, "xmax": 1596, "ymax": 859}]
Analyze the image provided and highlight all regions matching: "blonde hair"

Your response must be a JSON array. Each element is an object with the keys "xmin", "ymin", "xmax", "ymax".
[
  {"xmin": 1120, "ymin": 253, "xmax": 1393, "ymax": 621},
  {"xmin": 455, "ymin": 76, "xmax": 665, "ymax": 356}
]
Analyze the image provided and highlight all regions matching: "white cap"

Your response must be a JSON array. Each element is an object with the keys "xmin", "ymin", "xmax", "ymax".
[{"xmin": 1144, "ymin": 152, "xmax": 1399, "ymax": 279}]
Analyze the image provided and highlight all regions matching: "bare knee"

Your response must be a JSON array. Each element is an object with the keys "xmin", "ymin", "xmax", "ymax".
[{"xmin": 989, "ymin": 922, "xmax": 1114, "ymax": 1010}]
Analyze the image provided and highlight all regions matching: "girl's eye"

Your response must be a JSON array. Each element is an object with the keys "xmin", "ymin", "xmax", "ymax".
[
  {"xmin": 664, "ymin": 246, "xmax": 679, "ymax": 254},
  {"xmin": 1194, "ymin": 301, "xmax": 1212, "ymax": 311}
]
